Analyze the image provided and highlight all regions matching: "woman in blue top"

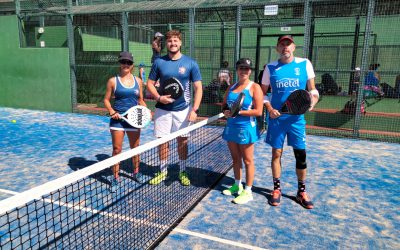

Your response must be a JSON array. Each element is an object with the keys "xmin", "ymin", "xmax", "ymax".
[
  {"xmin": 221, "ymin": 58, "xmax": 263, "ymax": 205},
  {"xmin": 104, "ymin": 51, "xmax": 147, "ymax": 192},
  {"xmin": 364, "ymin": 63, "xmax": 384, "ymax": 97},
  {"xmin": 365, "ymin": 63, "xmax": 380, "ymax": 86}
]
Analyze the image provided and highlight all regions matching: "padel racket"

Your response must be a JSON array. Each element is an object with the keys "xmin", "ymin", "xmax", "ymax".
[
  {"xmin": 118, "ymin": 105, "xmax": 152, "ymax": 128},
  {"xmin": 230, "ymin": 92, "xmax": 245, "ymax": 117},
  {"xmin": 161, "ymin": 77, "xmax": 184, "ymax": 99},
  {"xmin": 280, "ymin": 89, "xmax": 311, "ymax": 115}
]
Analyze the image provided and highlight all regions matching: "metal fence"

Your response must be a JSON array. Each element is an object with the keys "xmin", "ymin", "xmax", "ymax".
[{"xmin": 3, "ymin": 0, "xmax": 400, "ymax": 142}]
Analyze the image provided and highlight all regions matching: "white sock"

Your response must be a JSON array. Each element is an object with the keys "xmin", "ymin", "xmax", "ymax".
[
  {"xmin": 160, "ymin": 160, "xmax": 168, "ymax": 173},
  {"xmin": 235, "ymin": 179, "xmax": 242, "ymax": 187},
  {"xmin": 245, "ymin": 185, "xmax": 252, "ymax": 192}
]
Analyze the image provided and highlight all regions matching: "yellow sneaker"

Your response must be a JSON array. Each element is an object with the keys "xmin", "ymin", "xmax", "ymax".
[
  {"xmin": 149, "ymin": 172, "xmax": 167, "ymax": 185},
  {"xmin": 233, "ymin": 190, "xmax": 253, "ymax": 204},
  {"xmin": 179, "ymin": 171, "xmax": 190, "ymax": 186}
]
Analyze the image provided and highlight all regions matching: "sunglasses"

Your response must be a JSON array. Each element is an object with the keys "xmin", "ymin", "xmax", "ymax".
[{"xmin": 119, "ymin": 60, "xmax": 133, "ymax": 65}]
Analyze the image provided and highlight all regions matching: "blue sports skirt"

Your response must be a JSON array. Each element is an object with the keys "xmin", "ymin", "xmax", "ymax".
[{"xmin": 222, "ymin": 123, "xmax": 259, "ymax": 144}]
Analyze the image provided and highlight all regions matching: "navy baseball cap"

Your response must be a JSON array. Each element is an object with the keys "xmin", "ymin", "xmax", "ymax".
[
  {"xmin": 236, "ymin": 58, "xmax": 253, "ymax": 69},
  {"xmin": 118, "ymin": 51, "xmax": 134, "ymax": 63}
]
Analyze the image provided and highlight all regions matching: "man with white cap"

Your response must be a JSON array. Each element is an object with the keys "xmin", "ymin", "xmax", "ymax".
[{"xmin": 151, "ymin": 32, "xmax": 164, "ymax": 64}]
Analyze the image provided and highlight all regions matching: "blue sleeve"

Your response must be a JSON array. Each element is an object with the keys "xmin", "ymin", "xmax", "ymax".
[
  {"xmin": 148, "ymin": 61, "xmax": 159, "ymax": 81},
  {"xmin": 191, "ymin": 60, "xmax": 202, "ymax": 82}
]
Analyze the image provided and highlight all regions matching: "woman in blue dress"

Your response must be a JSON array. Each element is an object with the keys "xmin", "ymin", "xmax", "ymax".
[{"xmin": 221, "ymin": 58, "xmax": 263, "ymax": 204}]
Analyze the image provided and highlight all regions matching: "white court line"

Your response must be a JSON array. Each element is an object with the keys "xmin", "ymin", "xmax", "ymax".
[
  {"xmin": 0, "ymin": 188, "xmax": 18, "ymax": 195},
  {"xmin": 1, "ymin": 187, "xmax": 266, "ymax": 249},
  {"xmin": 173, "ymin": 228, "xmax": 268, "ymax": 250}
]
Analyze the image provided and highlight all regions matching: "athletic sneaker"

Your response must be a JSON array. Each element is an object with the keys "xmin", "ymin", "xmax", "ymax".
[
  {"xmin": 149, "ymin": 172, "xmax": 167, "ymax": 185},
  {"xmin": 296, "ymin": 191, "xmax": 314, "ymax": 209},
  {"xmin": 179, "ymin": 171, "xmax": 190, "ymax": 186},
  {"xmin": 233, "ymin": 190, "xmax": 253, "ymax": 204},
  {"xmin": 110, "ymin": 178, "xmax": 119, "ymax": 193},
  {"xmin": 222, "ymin": 183, "xmax": 243, "ymax": 196},
  {"xmin": 133, "ymin": 172, "xmax": 145, "ymax": 184},
  {"xmin": 269, "ymin": 189, "xmax": 281, "ymax": 206}
]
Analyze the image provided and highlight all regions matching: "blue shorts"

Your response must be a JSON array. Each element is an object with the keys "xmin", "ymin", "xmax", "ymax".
[
  {"xmin": 222, "ymin": 124, "xmax": 260, "ymax": 144},
  {"xmin": 109, "ymin": 118, "xmax": 139, "ymax": 132},
  {"xmin": 265, "ymin": 116, "xmax": 306, "ymax": 149}
]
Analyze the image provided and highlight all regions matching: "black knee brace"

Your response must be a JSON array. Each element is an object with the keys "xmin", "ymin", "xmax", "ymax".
[{"xmin": 294, "ymin": 149, "xmax": 307, "ymax": 169}]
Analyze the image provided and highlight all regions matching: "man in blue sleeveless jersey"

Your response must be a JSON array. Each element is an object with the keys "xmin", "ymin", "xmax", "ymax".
[
  {"xmin": 261, "ymin": 35, "xmax": 319, "ymax": 209},
  {"xmin": 146, "ymin": 30, "xmax": 203, "ymax": 186}
]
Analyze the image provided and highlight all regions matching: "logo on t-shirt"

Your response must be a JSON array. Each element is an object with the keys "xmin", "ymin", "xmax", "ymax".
[
  {"xmin": 179, "ymin": 67, "xmax": 186, "ymax": 75},
  {"xmin": 276, "ymin": 78, "xmax": 300, "ymax": 88},
  {"xmin": 294, "ymin": 67, "xmax": 301, "ymax": 76}
]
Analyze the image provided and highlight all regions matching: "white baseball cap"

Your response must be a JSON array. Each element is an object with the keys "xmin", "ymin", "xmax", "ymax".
[{"xmin": 154, "ymin": 32, "xmax": 164, "ymax": 37}]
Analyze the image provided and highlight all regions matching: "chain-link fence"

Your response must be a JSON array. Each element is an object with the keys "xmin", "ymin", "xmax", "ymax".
[{"xmin": 3, "ymin": 0, "xmax": 400, "ymax": 142}]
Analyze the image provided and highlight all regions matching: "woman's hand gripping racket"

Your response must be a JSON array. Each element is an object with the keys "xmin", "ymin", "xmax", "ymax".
[
  {"xmin": 223, "ymin": 92, "xmax": 245, "ymax": 118},
  {"xmin": 160, "ymin": 77, "xmax": 184, "ymax": 101},
  {"xmin": 231, "ymin": 92, "xmax": 245, "ymax": 117},
  {"xmin": 280, "ymin": 89, "xmax": 311, "ymax": 115},
  {"xmin": 117, "ymin": 105, "xmax": 152, "ymax": 128}
]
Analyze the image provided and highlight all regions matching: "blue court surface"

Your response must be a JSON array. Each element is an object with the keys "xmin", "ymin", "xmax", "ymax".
[{"xmin": 0, "ymin": 107, "xmax": 399, "ymax": 249}]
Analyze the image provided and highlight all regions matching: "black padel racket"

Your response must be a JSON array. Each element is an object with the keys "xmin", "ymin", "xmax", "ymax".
[
  {"xmin": 230, "ymin": 92, "xmax": 245, "ymax": 117},
  {"xmin": 161, "ymin": 77, "xmax": 184, "ymax": 100},
  {"xmin": 280, "ymin": 89, "xmax": 311, "ymax": 115}
]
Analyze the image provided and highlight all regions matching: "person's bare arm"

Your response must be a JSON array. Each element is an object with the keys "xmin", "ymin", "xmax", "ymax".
[
  {"xmin": 188, "ymin": 80, "xmax": 203, "ymax": 122},
  {"xmin": 136, "ymin": 77, "xmax": 147, "ymax": 106},
  {"xmin": 307, "ymin": 78, "xmax": 319, "ymax": 111},
  {"xmin": 104, "ymin": 77, "xmax": 118, "ymax": 118}
]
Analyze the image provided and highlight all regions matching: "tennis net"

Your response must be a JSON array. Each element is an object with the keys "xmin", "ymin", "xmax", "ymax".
[{"xmin": 0, "ymin": 113, "xmax": 230, "ymax": 249}]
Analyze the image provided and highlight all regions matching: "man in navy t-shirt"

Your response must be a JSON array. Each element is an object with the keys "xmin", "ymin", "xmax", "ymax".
[{"xmin": 146, "ymin": 30, "xmax": 203, "ymax": 186}]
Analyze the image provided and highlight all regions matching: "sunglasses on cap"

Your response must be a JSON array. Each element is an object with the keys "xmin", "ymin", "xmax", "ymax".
[{"xmin": 119, "ymin": 60, "xmax": 133, "ymax": 65}]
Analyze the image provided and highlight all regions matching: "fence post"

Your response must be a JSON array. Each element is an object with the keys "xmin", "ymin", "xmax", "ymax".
[
  {"xmin": 303, "ymin": 0, "xmax": 312, "ymax": 59},
  {"xmin": 353, "ymin": 0, "xmax": 375, "ymax": 137},
  {"xmin": 121, "ymin": 12, "xmax": 129, "ymax": 52},
  {"xmin": 234, "ymin": 5, "xmax": 242, "ymax": 83},
  {"xmin": 66, "ymin": 0, "xmax": 77, "ymax": 112},
  {"xmin": 189, "ymin": 8, "xmax": 195, "ymax": 58}
]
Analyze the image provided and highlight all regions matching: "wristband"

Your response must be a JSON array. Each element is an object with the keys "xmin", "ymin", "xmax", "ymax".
[
  {"xmin": 310, "ymin": 89, "xmax": 319, "ymax": 99},
  {"xmin": 110, "ymin": 111, "xmax": 117, "ymax": 116},
  {"xmin": 263, "ymin": 95, "xmax": 271, "ymax": 103},
  {"xmin": 157, "ymin": 96, "xmax": 161, "ymax": 102}
]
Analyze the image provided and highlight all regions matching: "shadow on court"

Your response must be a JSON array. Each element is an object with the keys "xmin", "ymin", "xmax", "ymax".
[
  {"xmin": 68, "ymin": 153, "xmax": 225, "ymax": 190},
  {"xmin": 158, "ymin": 136, "xmax": 400, "ymax": 249}
]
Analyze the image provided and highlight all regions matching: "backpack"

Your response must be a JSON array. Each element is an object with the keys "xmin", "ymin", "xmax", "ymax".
[{"xmin": 342, "ymin": 100, "xmax": 365, "ymax": 115}]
